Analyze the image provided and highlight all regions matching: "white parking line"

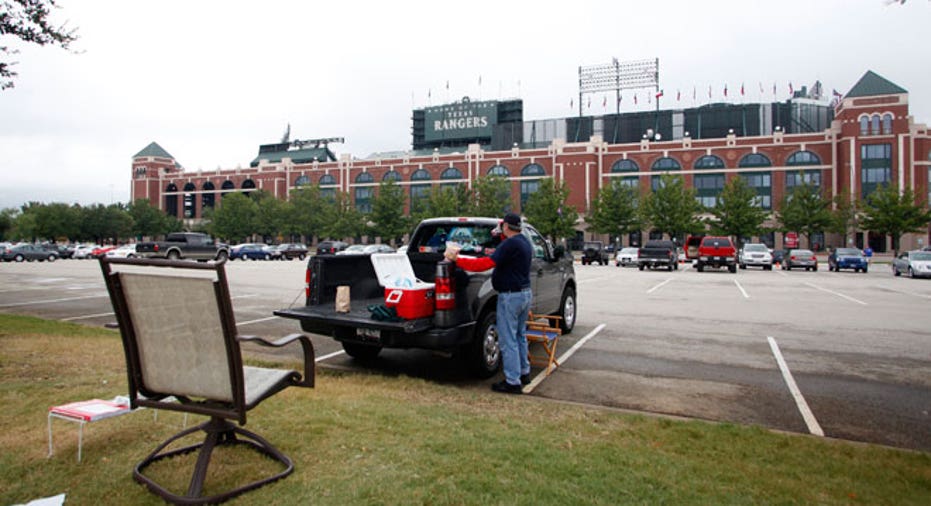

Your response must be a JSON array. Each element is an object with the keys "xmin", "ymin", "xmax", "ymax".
[
  {"xmin": 803, "ymin": 282, "xmax": 867, "ymax": 305},
  {"xmin": 314, "ymin": 350, "xmax": 346, "ymax": 362},
  {"xmin": 61, "ymin": 311, "xmax": 114, "ymax": 321},
  {"xmin": 0, "ymin": 294, "xmax": 108, "ymax": 308},
  {"xmin": 767, "ymin": 336, "xmax": 824, "ymax": 437},
  {"xmin": 235, "ymin": 316, "xmax": 279, "ymax": 326},
  {"xmin": 524, "ymin": 323, "xmax": 606, "ymax": 393},
  {"xmin": 646, "ymin": 278, "xmax": 674, "ymax": 294},
  {"xmin": 733, "ymin": 279, "xmax": 750, "ymax": 299}
]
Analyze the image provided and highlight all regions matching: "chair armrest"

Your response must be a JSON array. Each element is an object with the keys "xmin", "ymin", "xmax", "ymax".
[{"xmin": 238, "ymin": 334, "xmax": 315, "ymax": 388}]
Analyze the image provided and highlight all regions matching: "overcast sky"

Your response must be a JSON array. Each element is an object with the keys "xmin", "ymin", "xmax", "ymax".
[{"xmin": 0, "ymin": 0, "xmax": 928, "ymax": 210}]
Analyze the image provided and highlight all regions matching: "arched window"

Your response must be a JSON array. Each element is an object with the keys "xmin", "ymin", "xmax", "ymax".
[
  {"xmin": 882, "ymin": 113, "xmax": 893, "ymax": 135},
  {"xmin": 165, "ymin": 183, "xmax": 178, "ymax": 218},
  {"xmin": 294, "ymin": 175, "xmax": 310, "ymax": 186},
  {"xmin": 202, "ymin": 181, "xmax": 215, "ymax": 210},
  {"xmin": 871, "ymin": 114, "xmax": 881, "ymax": 135},
  {"xmin": 241, "ymin": 179, "xmax": 256, "ymax": 197},
  {"xmin": 319, "ymin": 174, "xmax": 337, "ymax": 199},
  {"xmin": 410, "ymin": 169, "xmax": 432, "ymax": 213},
  {"xmin": 786, "ymin": 151, "xmax": 822, "ymax": 191},
  {"xmin": 859, "ymin": 116, "xmax": 869, "ymax": 136},
  {"xmin": 383, "ymin": 170, "xmax": 401, "ymax": 182},
  {"xmin": 738, "ymin": 153, "xmax": 772, "ymax": 209},
  {"xmin": 487, "ymin": 164, "xmax": 510, "ymax": 177},
  {"xmin": 520, "ymin": 163, "xmax": 546, "ymax": 212},
  {"xmin": 440, "ymin": 167, "xmax": 464, "ymax": 192},
  {"xmin": 220, "ymin": 180, "xmax": 234, "ymax": 200},
  {"xmin": 354, "ymin": 172, "xmax": 374, "ymax": 213},
  {"xmin": 182, "ymin": 183, "xmax": 196, "ymax": 218},
  {"xmin": 693, "ymin": 155, "xmax": 726, "ymax": 208},
  {"xmin": 610, "ymin": 159, "xmax": 639, "ymax": 188},
  {"xmin": 650, "ymin": 157, "xmax": 680, "ymax": 191}
]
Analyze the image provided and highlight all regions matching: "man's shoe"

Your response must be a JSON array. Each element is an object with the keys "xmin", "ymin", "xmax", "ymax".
[
  {"xmin": 491, "ymin": 380, "xmax": 523, "ymax": 394},
  {"xmin": 520, "ymin": 373, "xmax": 531, "ymax": 386}
]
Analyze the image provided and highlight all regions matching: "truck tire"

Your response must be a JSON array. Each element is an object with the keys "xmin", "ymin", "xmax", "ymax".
[
  {"xmin": 167, "ymin": 250, "xmax": 181, "ymax": 261},
  {"xmin": 342, "ymin": 341, "xmax": 382, "ymax": 360},
  {"xmin": 556, "ymin": 286, "xmax": 576, "ymax": 334},
  {"xmin": 697, "ymin": 263, "xmax": 704, "ymax": 272},
  {"xmin": 729, "ymin": 264, "xmax": 737, "ymax": 273},
  {"xmin": 467, "ymin": 310, "xmax": 500, "ymax": 378},
  {"xmin": 638, "ymin": 264, "xmax": 645, "ymax": 271}
]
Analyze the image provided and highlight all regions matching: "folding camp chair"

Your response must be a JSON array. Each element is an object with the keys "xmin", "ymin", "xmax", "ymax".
[
  {"xmin": 525, "ymin": 312, "xmax": 562, "ymax": 375},
  {"xmin": 99, "ymin": 257, "xmax": 315, "ymax": 505}
]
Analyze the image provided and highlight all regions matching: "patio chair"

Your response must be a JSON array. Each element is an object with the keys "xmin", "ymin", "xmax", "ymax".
[
  {"xmin": 525, "ymin": 312, "xmax": 562, "ymax": 375},
  {"xmin": 99, "ymin": 257, "xmax": 315, "ymax": 504}
]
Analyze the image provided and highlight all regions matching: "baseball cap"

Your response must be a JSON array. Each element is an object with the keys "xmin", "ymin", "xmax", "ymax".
[{"xmin": 502, "ymin": 212, "xmax": 522, "ymax": 230}]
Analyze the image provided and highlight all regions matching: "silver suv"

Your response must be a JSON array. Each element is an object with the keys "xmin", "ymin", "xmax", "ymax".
[{"xmin": 738, "ymin": 243, "xmax": 773, "ymax": 270}]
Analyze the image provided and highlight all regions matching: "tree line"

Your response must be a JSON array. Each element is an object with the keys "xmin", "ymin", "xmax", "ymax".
[{"xmin": 2, "ymin": 174, "xmax": 928, "ymax": 255}]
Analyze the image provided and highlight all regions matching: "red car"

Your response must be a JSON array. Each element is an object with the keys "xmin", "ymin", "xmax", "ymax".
[{"xmin": 90, "ymin": 245, "xmax": 116, "ymax": 258}]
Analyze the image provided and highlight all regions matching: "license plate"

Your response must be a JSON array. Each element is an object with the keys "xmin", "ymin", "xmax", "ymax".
[
  {"xmin": 713, "ymin": 256, "xmax": 722, "ymax": 260},
  {"xmin": 356, "ymin": 327, "xmax": 381, "ymax": 340}
]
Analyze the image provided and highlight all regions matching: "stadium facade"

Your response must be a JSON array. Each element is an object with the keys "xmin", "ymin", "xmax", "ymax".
[{"xmin": 131, "ymin": 70, "xmax": 931, "ymax": 252}]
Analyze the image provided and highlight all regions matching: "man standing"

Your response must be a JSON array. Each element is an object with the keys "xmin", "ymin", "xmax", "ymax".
[{"xmin": 446, "ymin": 213, "xmax": 532, "ymax": 394}]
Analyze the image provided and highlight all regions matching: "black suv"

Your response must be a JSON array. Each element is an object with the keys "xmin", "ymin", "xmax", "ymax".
[
  {"xmin": 315, "ymin": 241, "xmax": 349, "ymax": 255},
  {"xmin": 273, "ymin": 243, "xmax": 308, "ymax": 260},
  {"xmin": 581, "ymin": 241, "xmax": 610, "ymax": 265}
]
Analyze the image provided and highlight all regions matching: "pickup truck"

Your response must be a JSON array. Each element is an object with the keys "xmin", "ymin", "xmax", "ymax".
[
  {"xmin": 637, "ymin": 240, "xmax": 678, "ymax": 271},
  {"xmin": 695, "ymin": 236, "xmax": 737, "ymax": 273},
  {"xmin": 135, "ymin": 232, "xmax": 229, "ymax": 261},
  {"xmin": 275, "ymin": 217, "xmax": 577, "ymax": 378},
  {"xmin": 581, "ymin": 241, "xmax": 610, "ymax": 265}
]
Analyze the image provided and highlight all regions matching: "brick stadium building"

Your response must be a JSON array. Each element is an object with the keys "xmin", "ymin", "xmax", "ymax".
[{"xmin": 131, "ymin": 70, "xmax": 931, "ymax": 252}]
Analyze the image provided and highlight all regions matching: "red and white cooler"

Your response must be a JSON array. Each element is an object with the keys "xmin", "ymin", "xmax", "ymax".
[{"xmin": 371, "ymin": 253, "xmax": 436, "ymax": 319}]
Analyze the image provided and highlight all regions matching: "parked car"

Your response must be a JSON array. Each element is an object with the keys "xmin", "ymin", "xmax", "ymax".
[
  {"xmin": 772, "ymin": 249, "xmax": 786, "ymax": 265},
  {"xmin": 782, "ymin": 249, "xmax": 818, "ymax": 271},
  {"xmin": 362, "ymin": 244, "xmax": 395, "ymax": 255},
  {"xmin": 581, "ymin": 241, "xmax": 611, "ymax": 265},
  {"xmin": 43, "ymin": 244, "xmax": 74, "ymax": 259},
  {"xmin": 828, "ymin": 248, "xmax": 868, "ymax": 273},
  {"xmin": 891, "ymin": 250, "xmax": 931, "ymax": 278},
  {"xmin": 271, "ymin": 243, "xmax": 308, "ymax": 260},
  {"xmin": 1, "ymin": 243, "xmax": 59, "ymax": 262},
  {"xmin": 105, "ymin": 244, "xmax": 139, "ymax": 259},
  {"xmin": 738, "ymin": 243, "xmax": 773, "ymax": 270},
  {"xmin": 316, "ymin": 241, "xmax": 349, "ymax": 255},
  {"xmin": 72, "ymin": 244, "xmax": 99, "ymax": 259},
  {"xmin": 638, "ymin": 240, "xmax": 678, "ymax": 271},
  {"xmin": 615, "ymin": 247, "xmax": 639, "ymax": 267},
  {"xmin": 336, "ymin": 244, "xmax": 368, "ymax": 255},
  {"xmin": 230, "ymin": 243, "xmax": 272, "ymax": 260},
  {"xmin": 90, "ymin": 245, "xmax": 116, "ymax": 259},
  {"xmin": 695, "ymin": 236, "xmax": 737, "ymax": 273}
]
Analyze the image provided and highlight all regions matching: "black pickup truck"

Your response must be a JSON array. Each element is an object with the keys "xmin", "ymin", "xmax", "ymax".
[
  {"xmin": 637, "ymin": 240, "xmax": 679, "ymax": 271},
  {"xmin": 275, "ymin": 217, "xmax": 577, "ymax": 378},
  {"xmin": 135, "ymin": 232, "xmax": 229, "ymax": 261}
]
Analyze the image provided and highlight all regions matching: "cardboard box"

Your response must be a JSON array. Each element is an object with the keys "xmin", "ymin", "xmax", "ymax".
[{"xmin": 371, "ymin": 253, "xmax": 436, "ymax": 320}]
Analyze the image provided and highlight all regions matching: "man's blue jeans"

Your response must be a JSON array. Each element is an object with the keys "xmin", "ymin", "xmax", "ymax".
[{"xmin": 497, "ymin": 289, "xmax": 532, "ymax": 386}]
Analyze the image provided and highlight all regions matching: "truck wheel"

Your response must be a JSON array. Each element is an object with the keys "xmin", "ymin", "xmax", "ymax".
[
  {"xmin": 167, "ymin": 250, "xmax": 181, "ymax": 261},
  {"xmin": 729, "ymin": 264, "xmax": 737, "ymax": 273},
  {"xmin": 638, "ymin": 264, "xmax": 644, "ymax": 271},
  {"xmin": 697, "ymin": 263, "xmax": 704, "ymax": 272},
  {"xmin": 14, "ymin": 254, "xmax": 24, "ymax": 262},
  {"xmin": 556, "ymin": 286, "xmax": 576, "ymax": 334},
  {"xmin": 342, "ymin": 341, "xmax": 382, "ymax": 360},
  {"xmin": 467, "ymin": 311, "xmax": 500, "ymax": 378},
  {"xmin": 298, "ymin": 254, "xmax": 306, "ymax": 260}
]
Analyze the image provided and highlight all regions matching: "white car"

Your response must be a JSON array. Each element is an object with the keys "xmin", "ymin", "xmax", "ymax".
[
  {"xmin": 105, "ymin": 244, "xmax": 139, "ymax": 259},
  {"xmin": 739, "ymin": 243, "xmax": 773, "ymax": 270},
  {"xmin": 72, "ymin": 244, "xmax": 100, "ymax": 259},
  {"xmin": 615, "ymin": 247, "xmax": 639, "ymax": 267}
]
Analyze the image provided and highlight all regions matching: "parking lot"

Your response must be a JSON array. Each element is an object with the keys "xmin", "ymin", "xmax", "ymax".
[{"xmin": 1, "ymin": 257, "xmax": 929, "ymax": 452}]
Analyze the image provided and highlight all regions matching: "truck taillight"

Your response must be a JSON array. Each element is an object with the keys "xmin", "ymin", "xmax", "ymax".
[
  {"xmin": 305, "ymin": 267, "xmax": 312, "ymax": 299},
  {"xmin": 153, "ymin": 244, "xmax": 159, "ymax": 252},
  {"xmin": 434, "ymin": 260, "xmax": 455, "ymax": 311}
]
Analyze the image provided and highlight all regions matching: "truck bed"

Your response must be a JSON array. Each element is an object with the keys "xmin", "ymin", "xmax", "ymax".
[{"xmin": 274, "ymin": 299, "xmax": 435, "ymax": 334}]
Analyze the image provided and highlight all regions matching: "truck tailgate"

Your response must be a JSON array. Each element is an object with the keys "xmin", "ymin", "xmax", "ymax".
[{"xmin": 274, "ymin": 298, "xmax": 435, "ymax": 334}]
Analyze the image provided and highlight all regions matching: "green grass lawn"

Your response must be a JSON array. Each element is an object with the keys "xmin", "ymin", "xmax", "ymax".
[{"xmin": 1, "ymin": 313, "xmax": 929, "ymax": 505}]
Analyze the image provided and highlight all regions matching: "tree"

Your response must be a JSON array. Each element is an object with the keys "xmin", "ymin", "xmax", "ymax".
[
  {"xmin": 210, "ymin": 192, "xmax": 257, "ymax": 243},
  {"xmin": 706, "ymin": 176, "xmax": 769, "ymax": 246},
  {"xmin": 586, "ymin": 182, "xmax": 641, "ymax": 246},
  {"xmin": 776, "ymin": 181, "xmax": 833, "ymax": 249},
  {"xmin": 829, "ymin": 190, "xmax": 859, "ymax": 247},
  {"xmin": 0, "ymin": 207, "xmax": 16, "ymax": 240},
  {"xmin": 1, "ymin": 0, "xmax": 79, "ymax": 90},
  {"xmin": 33, "ymin": 202, "xmax": 81, "ymax": 241},
  {"xmin": 641, "ymin": 174, "xmax": 703, "ymax": 240},
  {"xmin": 320, "ymin": 191, "xmax": 366, "ymax": 240},
  {"xmin": 859, "ymin": 184, "xmax": 931, "ymax": 256},
  {"xmin": 288, "ymin": 185, "xmax": 329, "ymax": 244},
  {"xmin": 470, "ymin": 175, "xmax": 512, "ymax": 217},
  {"xmin": 251, "ymin": 190, "xmax": 287, "ymax": 242},
  {"xmin": 369, "ymin": 180, "xmax": 409, "ymax": 244},
  {"xmin": 414, "ymin": 185, "xmax": 470, "ymax": 222},
  {"xmin": 522, "ymin": 178, "xmax": 579, "ymax": 244},
  {"xmin": 128, "ymin": 199, "xmax": 169, "ymax": 239}
]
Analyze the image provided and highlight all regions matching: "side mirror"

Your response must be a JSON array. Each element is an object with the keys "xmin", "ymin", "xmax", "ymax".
[{"xmin": 553, "ymin": 245, "xmax": 565, "ymax": 260}]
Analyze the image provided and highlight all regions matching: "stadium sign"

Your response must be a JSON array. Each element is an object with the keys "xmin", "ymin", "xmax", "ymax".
[{"xmin": 425, "ymin": 98, "xmax": 497, "ymax": 142}]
